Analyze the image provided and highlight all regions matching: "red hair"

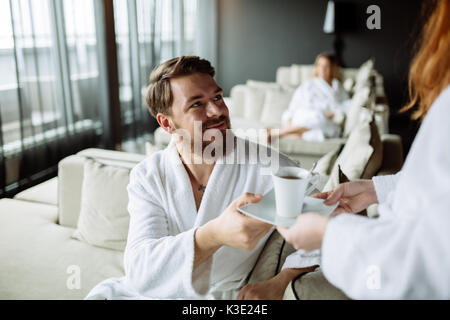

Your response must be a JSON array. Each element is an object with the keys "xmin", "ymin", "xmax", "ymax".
[{"xmin": 401, "ymin": 0, "xmax": 450, "ymax": 121}]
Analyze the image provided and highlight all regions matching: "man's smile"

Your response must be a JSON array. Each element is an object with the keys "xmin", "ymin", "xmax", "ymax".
[{"xmin": 206, "ymin": 120, "xmax": 227, "ymax": 130}]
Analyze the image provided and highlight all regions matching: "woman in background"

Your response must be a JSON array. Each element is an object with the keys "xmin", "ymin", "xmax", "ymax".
[
  {"xmin": 277, "ymin": 0, "xmax": 450, "ymax": 299},
  {"xmin": 267, "ymin": 52, "xmax": 350, "ymax": 143}
]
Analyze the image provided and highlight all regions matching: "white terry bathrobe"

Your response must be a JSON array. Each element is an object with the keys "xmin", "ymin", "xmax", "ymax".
[
  {"xmin": 321, "ymin": 85, "xmax": 450, "ymax": 299},
  {"xmin": 281, "ymin": 77, "xmax": 350, "ymax": 142},
  {"xmin": 86, "ymin": 137, "xmax": 320, "ymax": 300}
]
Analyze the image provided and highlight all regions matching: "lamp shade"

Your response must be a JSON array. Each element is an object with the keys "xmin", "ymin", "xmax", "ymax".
[{"xmin": 323, "ymin": 0, "xmax": 335, "ymax": 34}]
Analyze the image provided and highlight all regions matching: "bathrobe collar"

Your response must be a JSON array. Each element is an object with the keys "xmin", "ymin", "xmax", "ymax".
[
  {"xmin": 163, "ymin": 136, "xmax": 240, "ymax": 232},
  {"xmin": 314, "ymin": 77, "xmax": 338, "ymax": 101}
]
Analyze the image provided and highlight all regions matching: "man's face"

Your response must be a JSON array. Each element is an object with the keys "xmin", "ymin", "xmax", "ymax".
[
  {"xmin": 167, "ymin": 72, "xmax": 231, "ymax": 152},
  {"xmin": 316, "ymin": 57, "xmax": 332, "ymax": 82}
]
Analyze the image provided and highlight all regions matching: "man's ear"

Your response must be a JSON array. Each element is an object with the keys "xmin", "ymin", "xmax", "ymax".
[{"xmin": 156, "ymin": 113, "xmax": 175, "ymax": 134}]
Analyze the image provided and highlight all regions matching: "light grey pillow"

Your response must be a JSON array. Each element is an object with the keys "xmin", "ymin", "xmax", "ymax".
[
  {"xmin": 283, "ymin": 268, "xmax": 349, "ymax": 300},
  {"xmin": 324, "ymin": 119, "xmax": 381, "ymax": 192},
  {"xmin": 243, "ymin": 86, "xmax": 266, "ymax": 120},
  {"xmin": 343, "ymin": 87, "xmax": 370, "ymax": 137},
  {"xmin": 314, "ymin": 145, "xmax": 343, "ymax": 176},
  {"xmin": 246, "ymin": 231, "xmax": 295, "ymax": 284},
  {"xmin": 72, "ymin": 159, "xmax": 131, "ymax": 251},
  {"xmin": 260, "ymin": 87, "xmax": 295, "ymax": 125}
]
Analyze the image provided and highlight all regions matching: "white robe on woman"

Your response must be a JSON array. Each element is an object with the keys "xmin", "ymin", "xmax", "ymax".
[
  {"xmin": 85, "ymin": 136, "xmax": 320, "ymax": 300},
  {"xmin": 282, "ymin": 77, "xmax": 350, "ymax": 142},
  {"xmin": 321, "ymin": 85, "xmax": 450, "ymax": 299}
]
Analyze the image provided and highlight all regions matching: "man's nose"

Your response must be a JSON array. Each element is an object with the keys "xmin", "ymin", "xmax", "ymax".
[{"xmin": 206, "ymin": 100, "xmax": 223, "ymax": 117}]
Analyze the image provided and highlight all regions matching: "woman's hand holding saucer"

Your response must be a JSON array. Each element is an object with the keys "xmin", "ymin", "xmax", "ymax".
[
  {"xmin": 312, "ymin": 180, "xmax": 378, "ymax": 215},
  {"xmin": 277, "ymin": 213, "xmax": 330, "ymax": 251},
  {"xmin": 277, "ymin": 180, "xmax": 379, "ymax": 250}
]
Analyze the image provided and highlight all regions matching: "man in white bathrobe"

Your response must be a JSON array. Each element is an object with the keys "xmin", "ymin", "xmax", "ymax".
[{"xmin": 86, "ymin": 56, "xmax": 319, "ymax": 300}]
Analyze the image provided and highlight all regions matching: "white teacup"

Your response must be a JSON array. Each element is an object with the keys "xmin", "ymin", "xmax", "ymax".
[{"xmin": 272, "ymin": 166, "xmax": 321, "ymax": 218}]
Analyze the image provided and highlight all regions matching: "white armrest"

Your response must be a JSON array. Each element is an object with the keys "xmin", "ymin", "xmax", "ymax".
[
  {"xmin": 58, "ymin": 155, "xmax": 86, "ymax": 228},
  {"xmin": 57, "ymin": 149, "xmax": 145, "ymax": 228},
  {"xmin": 229, "ymin": 84, "xmax": 247, "ymax": 117}
]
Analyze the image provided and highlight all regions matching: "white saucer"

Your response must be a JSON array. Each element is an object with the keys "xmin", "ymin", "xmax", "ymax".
[{"xmin": 237, "ymin": 188, "xmax": 338, "ymax": 227}]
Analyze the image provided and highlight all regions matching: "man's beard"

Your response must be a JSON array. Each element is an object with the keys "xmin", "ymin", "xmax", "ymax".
[
  {"xmin": 173, "ymin": 115, "xmax": 232, "ymax": 164},
  {"xmin": 201, "ymin": 115, "xmax": 230, "ymax": 146}
]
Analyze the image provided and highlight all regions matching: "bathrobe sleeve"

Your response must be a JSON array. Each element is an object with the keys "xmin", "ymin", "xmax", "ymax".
[
  {"xmin": 321, "ymin": 86, "xmax": 450, "ymax": 299},
  {"xmin": 372, "ymin": 173, "xmax": 401, "ymax": 203},
  {"xmin": 279, "ymin": 175, "xmax": 405, "ymax": 271},
  {"xmin": 123, "ymin": 166, "xmax": 211, "ymax": 299},
  {"xmin": 282, "ymin": 85, "xmax": 305, "ymax": 126},
  {"xmin": 321, "ymin": 207, "xmax": 450, "ymax": 299}
]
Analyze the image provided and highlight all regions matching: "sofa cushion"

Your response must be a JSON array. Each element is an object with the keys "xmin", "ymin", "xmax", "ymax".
[
  {"xmin": 0, "ymin": 198, "xmax": 124, "ymax": 299},
  {"xmin": 229, "ymin": 84, "xmax": 247, "ymax": 118},
  {"xmin": 246, "ymin": 79, "xmax": 281, "ymax": 90},
  {"xmin": 73, "ymin": 159, "xmax": 131, "ymax": 251},
  {"xmin": 14, "ymin": 177, "xmax": 58, "ymax": 206},
  {"xmin": 343, "ymin": 86, "xmax": 370, "ymax": 137},
  {"xmin": 243, "ymin": 86, "xmax": 266, "ymax": 120},
  {"xmin": 290, "ymin": 64, "xmax": 314, "ymax": 87},
  {"xmin": 277, "ymin": 137, "xmax": 346, "ymax": 156},
  {"xmin": 313, "ymin": 145, "xmax": 343, "ymax": 176},
  {"xmin": 276, "ymin": 66, "xmax": 293, "ymax": 87},
  {"xmin": 58, "ymin": 155, "xmax": 86, "ymax": 228},
  {"xmin": 58, "ymin": 151, "xmax": 143, "ymax": 229},
  {"xmin": 354, "ymin": 59, "xmax": 374, "ymax": 92},
  {"xmin": 324, "ymin": 119, "xmax": 382, "ymax": 192},
  {"xmin": 361, "ymin": 118, "xmax": 383, "ymax": 179},
  {"xmin": 77, "ymin": 148, "xmax": 145, "ymax": 164},
  {"xmin": 246, "ymin": 230, "xmax": 295, "ymax": 284},
  {"xmin": 378, "ymin": 134, "xmax": 404, "ymax": 175},
  {"xmin": 300, "ymin": 65, "xmax": 315, "ymax": 84},
  {"xmin": 290, "ymin": 65, "xmax": 303, "ymax": 87},
  {"xmin": 260, "ymin": 87, "xmax": 294, "ymax": 125},
  {"xmin": 283, "ymin": 268, "xmax": 349, "ymax": 300}
]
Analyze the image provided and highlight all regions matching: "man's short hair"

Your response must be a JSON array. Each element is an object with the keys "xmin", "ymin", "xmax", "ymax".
[{"xmin": 145, "ymin": 56, "xmax": 215, "ymax": 117}]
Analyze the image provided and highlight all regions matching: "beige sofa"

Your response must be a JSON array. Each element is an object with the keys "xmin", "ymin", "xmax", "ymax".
[
  {"xmin": 0, "ymin": 129, "xmax": 402, "ymax": 299},
  {"xmin": 0, "ymin": 148, "xmax": 145, "ymax": 299}
]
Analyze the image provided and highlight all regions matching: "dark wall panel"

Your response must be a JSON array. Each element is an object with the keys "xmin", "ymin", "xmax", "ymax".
[{"xmin": 217, "ymin": 0, "xmax": 424, "ymax": 154}]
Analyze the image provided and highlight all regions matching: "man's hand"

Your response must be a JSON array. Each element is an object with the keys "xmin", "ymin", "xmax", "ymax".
[
  {"xmin": 277, "ymin": 213, "xmax": 329, "ymax": 251},
  {"xmin": 210, "ymin": 192, "xmax": 273, "ymax": 251},
  {"xmin": 237, "ymin": 266, "xmax": 318, "ymax": 300},
  {"xmin": 195, "ymin": 193, "xmax": 273, "ymax": 268},
  {"xmin": 311, "ymin": 180, "xmax": 378, "ymax": 215}
]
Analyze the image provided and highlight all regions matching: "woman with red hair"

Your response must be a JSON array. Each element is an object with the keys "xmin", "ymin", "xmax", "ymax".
[{"xmin": 278, "ymin": 0, "xmax": 450, "ymax": 299}]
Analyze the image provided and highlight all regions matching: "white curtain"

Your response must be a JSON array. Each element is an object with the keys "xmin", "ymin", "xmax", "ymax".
[
  {"xmin": 113, "ymin": 0, "xmax": 218, "ymax": 150},
  {"xmin": 196, "ymin": 0, "xmax": 218, "ymax": 69},
  {"xmin": 0, "ymin": 0, "xmax": 108, "ymax": 196}
]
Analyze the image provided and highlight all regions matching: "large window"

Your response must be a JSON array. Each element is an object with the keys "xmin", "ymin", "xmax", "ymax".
[
  {"xmin": 0, "ymin": 0, "xmax": 104, "ymax": 149},
  {"xmin": 0, "ymin": 0, "xmax": 107, "ymax": 196},
  {"xmin": 113, "ymin": 0, "xmax": 199, "ymax": 152},
  {"xmin": 0, "ymin": 0, "xmax": 212, "ymax": 196}
]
